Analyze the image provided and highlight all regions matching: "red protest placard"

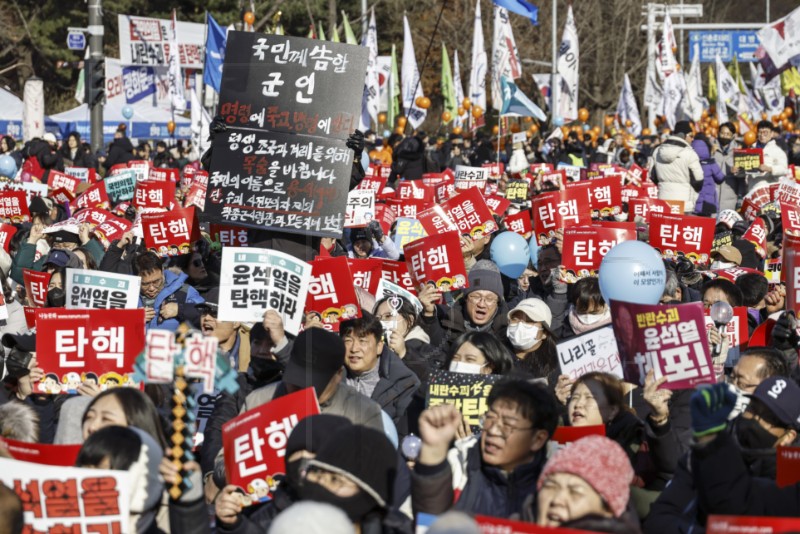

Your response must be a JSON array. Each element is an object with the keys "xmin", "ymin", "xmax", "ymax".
[
  {"xmin": 529, "ymin": 163, "xmax": 554, "ymax": 175},
  {"xmin": 785, "ymin": 234, "xmax": 800, "ymax": 317},
  {"xmin": 0, "ymin": 437, "xmax": 81, "ymax": 467},
  {"xmin": 621, "ymin": 183, "xmax": 643, "ymax": 204},
  {"xmin": 148, "ymin": 167, "xmax": 179, "ymax": 182},
  {"xmin": 49, "ymin": 188, "xmax": 75, "ymax": 205},
  {"xmin": 396, "ymin": 180, "xmax": 434, "ymax": 204},
  {"xmin": 551, "ymin": 425, "xmax": 606, "ymax": 445},
  {"xmin": 777, "ymin": 446, "xmax": 800, "ymax": 488},
  {"xmin": 380, "ymin": 260, "xmax": 417, "ymax": 294},
  {"xmin": 347, "ymin": 258, "xmax": 383, "ymax": 295},
  {"xmin": 707, "ymin": 515, "xmax": 800, "ymax": 533},
  {"xmin": 0, "ymin": 190, "xmax": 30, "ymax": 223},
  {"xmin": 416, "ymin": 205, "xmax": 458, "ymax": 236},
  {"xmin": 781, "ymin": 202, "xmax": 800, "ymax": 237},
  {"xmin": 629, "ymin": 198, "xmax": 684, "ymax": 223},
  {"xmin": 223, "ymin": 388, "xmax": 320, "ymax": 503},
  {"xmin": 504, "ymin": 210, "xmax": 532, "ymax": 237},
  {"xmin": 373, "ymin": 203, "xmax": 396, "ymax": 235},
  {"xmin": 561, "ymin": 226, "xmax": 636, "ymax": 279},
  {"xmin": 93, "ymin": 214, "xmax": 133, "ymax": 249},
  {"xmin": 431, "ymin": 175, "xmax": 456, "ymax": 203},
  {"xmin": 23, "ymin": 269, "xmax": 51, "ymax": 308},
  {"xmin": 741, "ymin": 187, "xmax": 772, "ymax": 221},
  {"xmin": 367, "ymin": 163, "xmax": 392, "ymax": 180},
  {"xmin": 586, "ymin": 176, "xmax": 623, "ymax": 217},
  {"xmin": 742, "ymin": 218, "xmax": 768, "ymax": 258},
  {"xmin": 185, "ymin": 179, "xmax": 207, "ymax": 211},
  {"xmin": 127, "ymin": 159, "xmax": 152, "ymax": 182},
  {"xmin": 611, "ymin": 301, "xmax": 715, "ymax": 391},
  {"xmin": 385, "ymin": 198, "xmax": 427, "ymax": 219},
  {"xmin": 439, "ymin": 187, "xmax": 498, "ymax": 239},
  {"xmin": 306, "ymin": 257, "xmax": 361, "ymax": 329},
  {"xmin": 404, "ymin": 232, "xmax": 468, "ymax": 292},
  {"xmin": 649, "ymin": 212, "xmax": 715, "ymax": 265},
  {"xmin": 34, "ymin": 308, "xmax": 146, "ymax": 394},
  {"xmin": 71, "ymin": 180, "xmax": 110, "ymax": 211},
  {"xmin": 211, "ymin": 224, "xmax": 250, "ymax": 248},
  {"xmin": 485, "ymin": 194, "xmax": 511, "ymax": 216},
  {"xmin": 532, "ymin": 189, "xmax": 592, "ymax": 246},
  {"xmin": 732, "ymin": 148, "xmax": 764, "ymax": 172},
  {"xmin": 47, "ymin": 170, "xmax": 81, "ymax": 194},
  {"xmin": 626, "ymin": 164, "xmax": 647, "ymax": 185},
  {"xmin": 142, "ymin": 207, "xmax": 200, "ymax": 257},
  {"xmin": 0, "ymin": 223, "xmax": 17, "ymax": 253},
  {"xmin": 482, "ymin": 162, "xmax": 504, "ymax": 178},
  {"xmin": 540, "ymin": 169, "xmax": 566, "ymax": 189},
  {"xmin": 710, "ymin": 266, "xmax": 766, "ymax": 283},
  {"xmin": 473, "ymin": 515, "xmax": 590, "ymax": 533},
  {"xmin": 355, "ymin": 174, "xmax": 387, "ymax": 196},
  {"xmin": 74, "ymin": 207, "xmax": 112, "ymax": 227},
  {"xmin": 134, "ymin": 180, "xmax": 176, "ymax": 210},
  {"xmin": 181, "ymin": 165, "xmax": 197, "ymax": 189}
]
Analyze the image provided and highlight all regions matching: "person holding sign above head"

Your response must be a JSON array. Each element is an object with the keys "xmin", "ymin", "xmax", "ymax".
[
  {"xmin": 196, "ymin": 287, "xmax": 252, "ymax": 373},
  {"xmin": 745, "ymin": 121, "xmax": 788, "ymax": 193},
  {"xmin": 346, "ymin": 221, "xmax": 400, "ymax": 261},
  {"xmin": 135, "ymin": 251, "xmax": 205, "ymax": 331},
  {"xmin": 411, "ymin": 379, "xmax": 559, "ymax": 518}
]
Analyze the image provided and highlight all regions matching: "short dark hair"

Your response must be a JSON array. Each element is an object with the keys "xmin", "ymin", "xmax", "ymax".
[
  {"xmin": 741, "ymin": 347, "xmax": 790, "ymax": 379},
  {"xmin": 134, "ymin": 251, "xmax": 163, "ymax": 276},
  {"xmin": 702, "ymin": 278, "xmax": 744, "ymax": 307},
  {"xmin": 757, "ymin": 120, "xmax": 773, "ymax": 131},
  {"xmin": 340, "ymin": 313, "xmax": 384, "ymax": 343},
  {"xmin": 719, "ymin": 122, "xmax": 737, "ymax": 135},
  {"xmin": 374, "ymin": 296, "xmax": 418, "ymax": 333},
  {"xmin": 569, "ymin": 276, "xmax": 605, "ymax": 314},
  {"xmin": 449, "ymin": 331, "xmax": 515, "ymax": 375},
  {"xmin": 76, "ymin": 426, "xmax": 141, "ymax": 469},
  {"xmin": 735, "ymin": 273, "xmax": 769, "ymax": 308},
  {"xmin": 83, "ymin": 388, "xmax": 167, "ymax": 449},
  {"xmin": 487, "ymin": 379, "xmax": 559, "ymax": 437}
]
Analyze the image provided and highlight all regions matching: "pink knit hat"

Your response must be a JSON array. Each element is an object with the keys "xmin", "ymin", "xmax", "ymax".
[{"xmin": 537, "ymin": 435, "xmax": 633, "ymax": 517}]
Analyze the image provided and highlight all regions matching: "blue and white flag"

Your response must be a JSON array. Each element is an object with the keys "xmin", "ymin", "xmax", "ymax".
[
  {"xmin": 492, "ymin": 0, "xmax": 538, "ymax": 25},
  {"xmin": 203, "ymin": 12, "xmax": 227, "ymax": 93},
  {"xmin": 500, "ymin": 76, "xmax": 546, "ymax": 121}
]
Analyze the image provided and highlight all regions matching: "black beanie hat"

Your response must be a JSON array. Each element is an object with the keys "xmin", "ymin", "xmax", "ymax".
[
  {"xmin": 283, "ymin": 328, "xmax": 346, "ymax": 398},
  {"xmin": 286, "ymin": 414, "xmax": 352, "ymax": 459},
  {"xmin": 308, "ymin": 425, "xmax": 397, "ymax": 509},
  {"xmin": 674, "ymin": 121, "xmax": 693, "ymax": 136}
]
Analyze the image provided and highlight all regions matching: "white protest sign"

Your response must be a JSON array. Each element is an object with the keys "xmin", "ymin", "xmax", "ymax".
[
  {"xmin": 344, "ymin": 189, "xmax": 376, "ymax": 228},
  {"xmin": 66, "ymin": 268, "xmax": 141, "ymax": 309},
  {"xmin": 454, "ymin": 165, "xmax": 490, "ymax": 183},
  {"xmin": 219, "ymin": 247, "xmax": 311, "ymax": 334},
  {"xmin": 118, "ymin": 14, "xmax": 206, "ymax": 68},
  {"xmin": 557, "ymin": 325, "xmax": 623, "ymax": 380},
  {"xmin": 374, "ymin": 278, "xmax": 423, "ymax": 314},
  {"xmin": 0, "ymin": 181, "xmax": 48, "ymax": 205},
  {"xmin": 0, "ymin": 457, "xmax": 131, "ymax": 532},
  {"xmin": 512, "ymin": 131, "xmax": 527, "ymax": 144}
]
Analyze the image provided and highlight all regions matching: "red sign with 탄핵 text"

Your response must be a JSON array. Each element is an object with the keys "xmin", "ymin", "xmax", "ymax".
[
  {"xmin": 404, "ymin": 231, "xmax": 468, "ymax": 293},
  {"xmin": 561, "ymin": 226, "xmax": 636, "ymax": 278},
  {"xmin": 142, "ymin": 206, "xmax": 200, "ymax": 257},
  {"xmin": 347, "ymin": 258, "xmax": 383, "ymax": 295},
  {"xmin": 134, "ymin": 180, "xmax": 176, "ymax": 210},
  {"xmin": 34, "ymin": 308, "xmax": 146, "ymax": 394},
  {"xmin": 532, "ymin": 189, "xmax": 592, "ymax": 246},
  {"xmin": 649, "ymin": 212, "xmax": 715, "ymax": 265},
  {"xmin": 223, "ymin": 388, "xmax": 320, "ymax": 504},
  {"xmin": 306, "ymin": 256, "xmax": 361, "ymax": 329},
  {"xmin": 439, "ymin": 187, "xmax": 498, "ymax": 239},
  {"xmin": 23, "ymin": 269, "xmax": 51, "ymax": 308},
  {"xmin": 380, "ymin": 259, "xmax": 417, "ymax": 294},
  {"xmin": 0, "ymin": 223, "xmax": 17, "ymax": 253}
]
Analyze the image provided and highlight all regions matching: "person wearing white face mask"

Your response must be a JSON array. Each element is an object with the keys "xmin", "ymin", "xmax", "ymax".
[
  {"xmin": 505, "ymin": 299, "xmax": 560, "ymax": 384},
  {"xmin": 446, "ymin": 331, "xmax": 515, "ymax": 376},
  {"xmin": 560, "ymin": 277, "xmax": 611, "ymax": 339},
  {"xmin": 709, "ymin": 244, "xmax": 742, "ymax": 271}
]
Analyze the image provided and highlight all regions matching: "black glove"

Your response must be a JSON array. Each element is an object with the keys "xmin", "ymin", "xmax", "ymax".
[
  {"xmin": 209, "ymin": 115, "xmax": 228, "ymax": 138},
  {"xmin": 771, "ymin": 311, "xmax": 800, "ymax": 351},
  {"xmin": 690, "ymin": 383, "xmax": 737, "ymax": 437},
  {"xmin": 346, "ymin": 130, "xmax": 365, "ymax": 160},
  {"xmin": 367, "ymin": 220, "xmax": 384, "ymax": 242}
]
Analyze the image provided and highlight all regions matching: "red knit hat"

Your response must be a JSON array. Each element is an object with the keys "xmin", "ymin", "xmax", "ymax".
[{"xmin": 537, "ymin": 435, "xmax": 633, "ymax": 517}]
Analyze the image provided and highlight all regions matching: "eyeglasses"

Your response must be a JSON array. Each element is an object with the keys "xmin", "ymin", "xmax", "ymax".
[
  {"xmin": 140, "ymin": 277, "xmax": 163, "ymax": 289},
  {"xmin": 200, "ymin": 307, "xmax": 218, "ymax": 318},
  {"xmin": 467, "ymin": 294, "xmax": 499, "ymax": 306},
  {"xmin": 479, "ymin": 412, "xmax": 533, "ymax": 438}
]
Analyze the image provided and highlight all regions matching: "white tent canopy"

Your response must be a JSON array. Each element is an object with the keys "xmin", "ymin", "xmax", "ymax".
[{"xmin": 0, "ymin": 87, "xmax": 24, "ymax": 140}]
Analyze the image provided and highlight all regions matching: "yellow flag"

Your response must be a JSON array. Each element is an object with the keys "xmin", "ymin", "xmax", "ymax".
[{"xmin": 708, "ymin": 65, "xmax": 717, "ymax": 103}]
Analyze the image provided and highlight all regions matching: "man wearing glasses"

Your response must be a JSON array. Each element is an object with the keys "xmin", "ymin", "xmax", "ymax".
[
  {"xmin": 135, "ymin": 251, "xmax": 204, "ymax": 331},
  {"xmin": 410, "ymin": 379, "xmax": 559, "ymax": 518},
  {"xmin": 745, "ymin": 120, "xmax": 788, "ymax": 193}
]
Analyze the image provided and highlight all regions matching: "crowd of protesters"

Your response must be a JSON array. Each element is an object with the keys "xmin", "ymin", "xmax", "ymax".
[{"xmin": 0, "ymin": 105, "xmax": 800, "ymax": 534}]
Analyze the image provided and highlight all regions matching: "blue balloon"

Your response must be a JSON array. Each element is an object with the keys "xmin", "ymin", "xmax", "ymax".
[
  {"xmin": 583, "ymin": 123, "xmax": 591, "ymax": 131},
  {"xmin": 528, "ymin": 236, "xmax": 540, "ymax": 269},
  {"xmin": 383, "ymin": 129, "xmax": 391, "ymax": 138},
  {"xmin": 0, "ymin": 155, "xmax": 16, "ymax": 179},
  {"xmin": 553, "ymin": 116, "xmax": 564, "ymax": 127},
  {"xmin": 598, "ymin": 240, "xmax": 666, "ymax": 305},
  {"xmin": 122, "ymin": 105, "xmax": 134, "ymax": 120},
  {"xmin": 490, "ymin": 231, "xmax": 530, "ymax": 279},
  {"xmin": 361, "ymin": 151, "xmax": 370, "ymax": 169}
]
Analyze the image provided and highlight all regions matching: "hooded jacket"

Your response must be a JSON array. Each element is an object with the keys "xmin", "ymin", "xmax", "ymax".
[
  {"xmin": 652, "ymin": 136, "xmax": 704, "ymax": 209},
  {"xmin": 104, "ymin": 136, "xmax": 135, "ymax": 172},
  {"xmin": 691, "ymin": 139, "xmax": 725, "ymax": 215},
  {"xmin": 137, "ymin": 270, "xmax": 204, "ymax": 331},
  {"xmin": 365, "ymin": 347, "xmax": 420, "ymax": 436}
]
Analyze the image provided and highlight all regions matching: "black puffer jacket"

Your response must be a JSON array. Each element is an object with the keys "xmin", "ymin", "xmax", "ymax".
[
  {"xmin": 419, "ymin": 299, "xmax": 510, "ymax": 355},
  {"xmin": 104, "ymin": 136, "xmax": 135, "ymax": 172}
]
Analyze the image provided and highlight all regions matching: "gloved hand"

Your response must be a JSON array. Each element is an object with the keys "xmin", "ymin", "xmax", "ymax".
[
  {"xmin": 547, "ymin": 268, "xmax": 568, "ymax": 295},
  {"xmin": 201, "ymin": 116, "xmax": 228, "ymax": 172},
  {"xmin": 771, "ymin": 311, "xmax": 799, "ymax": 351},
  {"xmin": 367, "ymin": 220, "xmax": 384, "ymax": 242},
  {"xmin": 346, "ymin": 130, "xmax": 366, "ymax": 160},
  {"xmin": 690, "ymin": 383, "xmax": 737, "ymax": 437}
]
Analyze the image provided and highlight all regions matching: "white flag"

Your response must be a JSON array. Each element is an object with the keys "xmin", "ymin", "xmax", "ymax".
[
  {"xmin": 756, "ymin": 7, "xmax": 800, "ymax": 72},
  {"xmin": 715, "ymin": 55, "xmax": 739, "ymax": 125},
  {"xmin": 359, "ymin": 8, "xmax": 380, "ymax": 131},
  {"xmin": 468, "ymin": 0, "xmax": 488, "ymax": 112},
  {"xmin": 401, "ymin": 15, "xmax": 427, "ymax": 129},
  {"xmin": 168, "ymin": 10, "xmax": 187, "ymax": 112},
  {"xmin": 616, "ymin": 74, "xmax": 642, "ymax": 136},
  {"xmin": 656, "ymin": 13, "xmax": 678, "ymax": 81},
  {"xmin": 491, "ymin": 6, "xmax": 521, "ymax": 112},
  {"xmin": 659, "ymin": 71, "xmax": 686, "ymax": 129},
  {"xmin": 454, "ymin": 50, "xmax": 466, "ymax": 128},
  {"xmin": 190, "ymin": 88, "xmax": 211, "ymax": 158},
  {"xmin": 683, "ymin": 46, "xmax": 707, "ymax": 122},
  {"xmin": 556, "ymin": 5, "xmax": 579, "ymax": 121}
]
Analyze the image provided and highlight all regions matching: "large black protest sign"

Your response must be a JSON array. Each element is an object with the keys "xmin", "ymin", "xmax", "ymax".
[
  {"xmin": 204, "ymin": 128, "xmax": 353, "ymax": 238},
  {"xmin": 217, "ymin": 32, "xmax": 368, "ymax": 140}
]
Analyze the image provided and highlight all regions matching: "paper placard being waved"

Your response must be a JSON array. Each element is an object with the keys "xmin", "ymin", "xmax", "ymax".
[
  {"xmin": 453, "ymin": 165, "xmax": 490, "ymax": 191},
  {"xmin": 392, "ymin": 217, "xmax": 426, "ymax": 249},
  {"xmin": 0, "ymin": 437, "xmax": 81, "ymax": 467},
  {"xmin": 71, "ymin": 180, "xmax": 110, "ymax": 211},
  {"xmin": 344, "ymin": 189, "xmax": 375, "ymax": 228},
  {"xmin": 66, "ymin": 269, "xmax": 141, "ymax": 309},
  {"xmin": 629, "ymin": 197, "xmax": 684, "ymax": 223},
  {"xmin": 0, "ymin": 223, "xmax": 17, "ymax": 252},
  {"xmin": 380, "ymin": 260, "xmax": 417, "ymax": 294},
  {"xmin": 611, "ymin": 300, "xmax": 715, "ymax": 390},
  {"xmin": 104, "ymin": 169, "xmax": 137, "ymax": 204},
  {"xmin": 93, "ymin": 213, "xmax": 133, "ymax": 250},
  {"xmin": 0, "ymin": 457, "xmax": 131, "ymax": 533},
  {"xmin": 532, "ymin": 189, "xmax": 592, "ymax": 246},
  {"xmin": 0, "ymin": 190, "xmax": 30, "ymax": 223},
  {"xmin": 347, "ymin": 258, "xmax": 383, "ymax": 295},
  {"xmin": 781, "ymin": 202, "xmax": 800, "ymax": 237},
  {"xmin": 403, "ymin": 232, "xmax": 468, "ymax": 293},
  {"xmin": 23, "ymin": 269, "xmax": 51, "ymax": 308},
  {"xmin": 707, "ymin": 515, "xmax": 800, "ymax": 533},
  {"xmin": 557, "ymin": 325, "xmax": 623, "ymax": 380},
  {"xmin": 141, "ymin": 206, "xmax": 200, "ymax": 257},
  {"xmin": 733, "ymin": 148, "xmax": 764, "ymax": 173},
  {"xmin": 425, "ymin": 370, "xmax": 501, "ymax": 433},
  {"xmin": 785, "ymin": 234, "xmax": 800, "ymax": 317},
  {"xmin": 219, "ymin": 247, "xmax": 311, "ymax": 334},
  {"xmin": 306, "ymin": 256, "xmax": 361, "ymax": 329},
  {"xmin": 223, "ymin": 388, "xmax": 320, "ymax": 504},
  {"xmin": 211, "ymin": 224, "xmax": 250, "ymax": 248},
  {"xmin": 504, "ymin": 210, "xmax": 533, "ymax": 237},
  {"xmin": 134, "ymin": 180, "xmax": 176, "ymax": 210},
  {"xmin": 560, "ymin": 226, "xmax": 636, "ymax": 280},
  {"xmin": 35, "ymin": 308, "xmax": 146, "ymax": 394},
  {"xmin": 438, "ymin": 187, "xmax": 498, "ymax": 239},
  {"xmin": 47, "ymin": 170, "xmax": 81, "ymax": 194},
  {"xmin": 505, "ymin": 179, "xmax": 530, "ymax": 203},
  {"xmin": 649, "ymin": 212, "xmax": 715, "ymax": 265},
  {"xmin": 65, "ymin": 166, "xmax": 97, "ymax": 183}
]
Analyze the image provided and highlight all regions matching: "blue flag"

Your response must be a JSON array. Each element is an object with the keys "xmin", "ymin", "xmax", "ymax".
[
  {"xmin": 501, "ymin": 76, "xmax": 547, "ymax": 121},
  {"xmin": 203, "ymin": 13, "xmax": 226, "ymax": 93},
  {"xmin": 493, "ymin": 0, "xmax": 538, "ymax": 25}
]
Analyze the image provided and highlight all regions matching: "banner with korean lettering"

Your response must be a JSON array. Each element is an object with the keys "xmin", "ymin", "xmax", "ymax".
[
  {"xmin": 356, "ymin": 174, "xmax": 388, "ymax": 197},
  {"xmin": 416, "ymin": 205, "xmax": 458, "ymax": 236},
  {"xmin": 104, "ymin": 170, "xmax": 137, "ymax": 204},
  {"xmin": 557, "ymin": 325, "xmax": 623, "ymax": 381},
  {"xmin": 532, "ymin": 189, "xmax": 591, "ymax": 246},
  {"xmin": 344, "ymin": 189, "xmax": 375, "ymax": 228},
  {"xmin": 149, "ymin": 167, "xmax": 179, "ymax": 182},
  {"xmin": 504, "ymin": 210, "xmax": 532, "ymax": 237},
  {"xmin": 766, "ymin": 258, "xmax": 782, "ymax": 290},
  {"xmin": 66, "ymin": 269, "xmax": 141, "ymax": 310},
  {"xmin": 0, "ymin": 223, "xmax": 17, "ymax": 252},
  {"xmin": 0, "ymin": 457, "xmax": 130, "ymax": 532},
  {"xmin": 381, "ymin": 260, "xmax": 417, "ymax": 294},
  {"xmin": 306, "ymin": 256, "xmax": 361, "ymax": 329},
  {"xmin": 611, "ymin": 300, "xmax": 715, "ymax": 390},
  {"xmin": 629, "ymin": 197, "xmax": 684, "ymax": 223},
  {"xmin": 0, "ymin": 437, "xmax": 81, "ymax": 467},
  {"xmin": 775, "ymin": 181, "xmax": 800, "ymax": 206},
  {"xmin": 142, "ymin": 207, "xmax": 199, "ymax": 257},
  {"xmin": 93, "ymin": 213, "xmax": 133, "ymax": 250},
  {"xmin": 704, "ymin": 306, "xmax": 749, "ymax": 357},
  {"xmin": 23, "ymin": 269, "xmax": 50, "ymax": 308},
  {"xmin": 65, "ymin": 166, "xmax": 97, "ymax": 183},
  {"xmin": 586, "ymin": 176, "xmax": 623, "ymax": 217},
  {"xmin": 740, "ymin": 187, "xmax": 771, "ymax": 221},
  {"xmin": 396, "ymin": 180, "xmax": 435, "ymax": 205},
  {"xmin": 0, "ymin": 190, "xmax": 30, "ymax": 223},
  {"xmin": 505, "ymin": 179, "xmax": 530, "ymax": 204},
  {"xmin": 348, "ymin": 258, "xmax": 383, "ymax": 295},
  {"xmin": 403, "ymin": 232, "xmax": 468, "ymax": 292},
  {"xmin": 393, "ymin": 217, "xmax": 426, "ymax": 249},
  {"xmin": 785, "ymin": 234, "xmax": 800, "ymax": 317},
  {"xmin": 781, "ymin": 202, "xmax": 800, "ymax": 237},
  {"xmin": 707, "ymin": 515, "xmax": 800, "ymax": 533},
  {"xmin": 134, "ymin": 180, "xmax": 175, "ymax": 210},
  {"xmin": 47, "ymin": 170, "xmax": 81, "ymax": 194},
  {"xmin": 425, "ymin": 370, "xmax": 501, "ymax": 433},
  {"xmin": 223, "ymin": 388, "xmax": 320, "ymax": 503},
  {"xmin": 439, "ymin": 187, "xmax": 498, "ymax": 239},
  {"xmin": 211, "ymin": 224, "xmax": 250, "ymax": 248},
  {"xmin": 561, "ymin": 226, "xmax": 635, "ymax": 279},
  {"xmin": 72, "ymin": 181, "xmax": 110, "ymax": 211},
  {"xmin": 649, "ymin": 213, "xmax": 715, "ymax": 265},
  {"xmin": 453, "ymin": 165, "xmax": 490, "ymax": 191},
  {"xmin": 742, "ymin": 217, "xmax": 768, "ymax": 258},
  {"xmin": 35, "ymin": 309, "xmax": 146, "ymax": 394},
  {"xmin": 733, "ymin": 148, "xmax": 763, "ymax": 173},
  {"xmin": 218, "ymin": 32, "xmax": 368, "ymax": 139},
  {"xmin": 219, "ymin": 247, "xmax": 311, "ymax": 334}
]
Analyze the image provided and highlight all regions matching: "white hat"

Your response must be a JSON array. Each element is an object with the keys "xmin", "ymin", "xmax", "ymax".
[
  {"xmin": 43, "ymin": 132, "xmax": 57, "ymax": 144},
  {"xmin": 508, "ymin": 298, "xmax": 552, "ymax": 329}
]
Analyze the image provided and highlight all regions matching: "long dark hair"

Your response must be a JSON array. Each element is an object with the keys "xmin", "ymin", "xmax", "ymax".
[
  {"xmin": 448, "ymin": 331, "xmax": 515, "ymax": 375},
  {"xmin": 515, "ymin": 335, "xmax": 560, "ymax": 381},
  {"xmin": 82, "ymin": 388, "xmax": 167, "ymax": 449}
]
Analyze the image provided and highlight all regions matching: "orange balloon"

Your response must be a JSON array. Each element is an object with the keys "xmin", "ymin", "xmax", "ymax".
[
  {"xmin": 782, "ymin": 119, "xmax": 791, "ymax": 131},
  {"xmin": 526, "ymin": 131, "xmax": 532, "ymax": 139},
  {"xmin": 441, "ymin": 111, "xmax": 452, "ymax": 122},
  {"xmin": 510, "ymin": 123, "xmax": 521, "ymax": 133},
  {"xmin": 452, "ymin": 126, "xmax": 463, "ymax": 135},
  {"xmin": 397, "ymin": 116, "xmax": 407, "ymax": 128},
  {"xmin": 530, "ymin": 123, "xmax": 539, "ymax": 134},
  {"xmin": 415, "ymin": 96, "xmax": 431, "ymax": 109},
  {"xmin": 701, "ymin": 110, "xmax": 709, "ymax": 120},
  {"xmin": 394, "ymin": 126, "xmax": 405, "ymax": 135},
  {"xmin": 641, "ymin": 128, "xmax": 652, "ymax": 136},
  {"xmin": 772, "ymin": 114, "xmax": 781, "ymax": 123},
  {"xmin": 457, "ymin": 106, "xmax": 465, "ymax": 116},
  {"xmin": 377, "ymin": 112, "xmax": 387, "ymax": 124},
  {"xmin": 167, "ymin": 120, "xmax": 176, "ymax": 135},
  {"xmin": 492, "ymin": 125, "xmax": 500, "ymax": 135},
  {"xmin": 560, "ymin": 126, "xmax": 570, "ymax": 137},
  {"xmin": 471, "ymin": 106, "xmax": 483, "ymax": 119},
  {"xmin": 784, "ymin": 106, "xmax": 794, "ymax": 118},
  {"xmin": 625, "ymin": 119, "xmax": 632, "ymax": 128},
  {"xmin": 744, "ymin": 131, "xmax": 757, "ymax": 146},
  {"xmin": 591, "ymin": 125, "xmax": 601, "ymax": 135},
  {"xmin": 462, "ymin": 98, "xmax": 472, "ymax": 110},
  {"xmin": 604, "ymin": 115, "xmax": 614, "ymax": 127},
  {"xmin": 243, "ymin": 11, "xmax": 255, "ymax": 25},
  {"xmin": 523, "ymin": 116, "xmax": 533, "ymax": 124},
  {"xmin": 578, "ymin": 108, "xmax": 590, "ymax": 122},
  {"xmin": 710, "ymin": 118, "xmax": 719, "ymax": 128},
  {"xmin": 761, "ymin": 112, "xmax": 768, "ymax": 120}
]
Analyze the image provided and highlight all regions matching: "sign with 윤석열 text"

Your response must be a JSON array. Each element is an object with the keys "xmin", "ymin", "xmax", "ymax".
[{"xmin": 66, "ymin": 269, "xmax": 141, "ymax": 310}]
